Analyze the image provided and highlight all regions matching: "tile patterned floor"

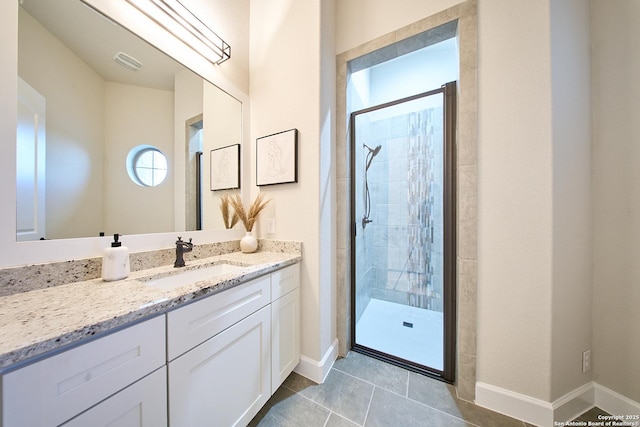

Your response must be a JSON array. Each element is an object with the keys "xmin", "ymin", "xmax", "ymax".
[{"xmin": 249, "ymin": 351, "xmax": 608, "ymax": 427}]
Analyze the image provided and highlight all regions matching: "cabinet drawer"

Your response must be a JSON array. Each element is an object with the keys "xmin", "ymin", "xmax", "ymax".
[
  {"xmin": 167, "ymin": 275, "xmax": 271, "ymax": 361},
  {"xmin": 271, "ymin": 263, "xmax": 300, "ymax": 300},
  {"xmin": 1, "ymin": 315, "xmax": 165, "ymax": 427},
  {"xmin": 62, "ymin": 367, "xmax": 167, "ymax": 427}
]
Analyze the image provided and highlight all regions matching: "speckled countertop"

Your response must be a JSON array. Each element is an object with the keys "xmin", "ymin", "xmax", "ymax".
[{"xmin": 0, "ymin": 245, "xmax": 301, "ymax": 371}]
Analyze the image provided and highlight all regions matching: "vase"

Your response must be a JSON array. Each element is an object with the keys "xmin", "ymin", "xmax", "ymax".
[{"xmin": 240, "ymin": 231, "xmax": 258, "ymax": 253}]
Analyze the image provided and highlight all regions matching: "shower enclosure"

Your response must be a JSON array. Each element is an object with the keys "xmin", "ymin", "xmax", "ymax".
[{"xmin": 350, "ymin": 82, "xmax": 456, "ymax": 381}]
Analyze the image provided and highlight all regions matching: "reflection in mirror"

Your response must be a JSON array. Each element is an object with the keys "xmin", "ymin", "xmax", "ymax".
[{"xmin": 17, "ymin": 0, "xmax": 241, "ymax": 241}]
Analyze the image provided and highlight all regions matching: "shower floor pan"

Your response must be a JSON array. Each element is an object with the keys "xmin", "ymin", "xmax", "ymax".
[{"xmin": 356, "ymin": 298, "xmax": 443, "ymax": 370}]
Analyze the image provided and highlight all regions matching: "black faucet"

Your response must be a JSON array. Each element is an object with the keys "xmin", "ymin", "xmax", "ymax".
[{"xmin": 174, "ymin": 237, "xmax": 194, "ymax": 268}]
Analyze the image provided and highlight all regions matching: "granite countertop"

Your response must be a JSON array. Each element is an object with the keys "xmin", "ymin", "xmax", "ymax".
[{"xmin": 0, "ymin": 250, "xmax": 301, "ymax": 371}]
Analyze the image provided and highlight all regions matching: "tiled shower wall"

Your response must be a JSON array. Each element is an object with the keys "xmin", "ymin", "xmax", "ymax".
[{"xmin": 356, "ymin": 108, "xmax": 444, "ymax": 318}]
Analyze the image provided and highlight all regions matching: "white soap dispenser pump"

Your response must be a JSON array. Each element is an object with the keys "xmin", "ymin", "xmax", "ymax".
[{"xmin": 101, "ymin": 233, "xmax": 130, "ymax": 281}]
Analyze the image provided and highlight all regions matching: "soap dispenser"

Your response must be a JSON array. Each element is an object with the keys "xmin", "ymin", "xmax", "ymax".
[{"xmin": 101, "ymin": 234, "xmax": 130, "ymax": 281}]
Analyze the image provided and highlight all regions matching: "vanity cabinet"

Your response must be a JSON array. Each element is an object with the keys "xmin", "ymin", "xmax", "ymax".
[
  {"xmin": 0, "ymin": 262, "xmax": 300, "ymax": 427},
  {"xmin": 167, "ymin": 263, "xmax": 300, "ymax": 427},
  {"xmin": 1, "ymin": 315, "xmax": 166, "ymax": 427}
]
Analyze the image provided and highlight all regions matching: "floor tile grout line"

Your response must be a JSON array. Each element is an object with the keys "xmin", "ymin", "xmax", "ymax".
[
  {"xmin": 400, "ymin": 392, "xmax": 485, "ymax": 427},
  {"xmin": 280, "ymin": 383, "xmax": 363, "ymax": 426},
  {"xmin": 321, "ymin": 411, "xmax": 330, "ymax": 427},
  {"xmin": 405, "ymin": 370, "xmax": 410, "ymax": 398},
  {"xmin": 361, "ymin": 384, "xmax": 376, "ymax": 427},
  {"xmin": 327, "ymin": 368, "xmax": 483, "ymax": 427},
  {"xmin": 332, "ymin": 365, "xmax": 408, "ymax": 398},
  {"xmin": 330, "ymin": 411, "xmax": 363, "ymax": 427}
]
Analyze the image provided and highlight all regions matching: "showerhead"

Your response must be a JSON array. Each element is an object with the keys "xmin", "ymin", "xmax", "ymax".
[
  {"xmin": 364, "ymin": 144, "xmax": 382, "ymax": 172},
  {"xmin": 364, "ymin": 144, "xmax": 382, "ymax": 157}
]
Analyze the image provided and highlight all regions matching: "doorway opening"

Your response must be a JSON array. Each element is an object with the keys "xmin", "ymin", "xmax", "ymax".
[
  {"xmin": 348, "ymin": 24, "xmax": 458, "ymax": 382},
  {"xmin": 185, "ymin": 114, "xmax": 203, "ymax": 231}
]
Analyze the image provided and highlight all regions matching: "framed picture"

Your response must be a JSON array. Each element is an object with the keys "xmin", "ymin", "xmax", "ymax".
[
  {"xmin": 210, "ymin": 144, "xmax": 240, "ymax": 191},
  {"xmin": 256, "ymin": 129, "xmax": 298, "ymax": 186}
]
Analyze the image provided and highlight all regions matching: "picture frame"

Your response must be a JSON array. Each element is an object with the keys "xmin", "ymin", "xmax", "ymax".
[
  {"xmin": 210, "ymin": 144, "xmax": 240, "ymax": 191},
  {"xmin": 256, "ymin": 128, "xmax": 298, "ymax": 186}
]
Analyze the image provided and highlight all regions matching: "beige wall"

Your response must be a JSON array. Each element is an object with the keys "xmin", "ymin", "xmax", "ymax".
[
  {"xmin": 591, "ymin": 0, "xmax": 640, "ymax": 404},
  {"xmin": 336, "ymin": 0, "xmax": 463, "ymax": 54},
  {"xmin": 18, "ymin": 9, "xmax": 105, "ymax": 240},
  {"xmin": 249, "ymin": 0, "xmax": 322, "ymax": 359},
  {"xmin": 477, "ymin": 0, "xmax": 556, "ymax": 400},
  {"xmin": 173, "ymin": 69, "xmax": 204, "ymax": 231},
  {"xmin": 250, "ymin": 0, "xmax": 337, "ymax": 370},
  {"xmin": 104, "ymin": 82, "xmax": 174, "ymax": 236},
  {"xmin": 550, "ymin": 0, "xmax": 592, "ymax": 401},
  {"xmin": 202, "ymin": 82, "xmax": 242, "ymax": 231}
]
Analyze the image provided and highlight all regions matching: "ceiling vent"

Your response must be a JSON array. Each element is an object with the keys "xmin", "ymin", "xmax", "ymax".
[{"xmin": 113, "ymin": 51, "xmax": 143, "ymax": 72}]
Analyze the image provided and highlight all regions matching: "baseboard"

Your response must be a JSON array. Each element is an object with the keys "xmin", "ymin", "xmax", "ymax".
[
  {"xmin": 476, "ymin": 381, "xmax": 639, "ymax": 426},
  {"xmin": 294, "ymin": 338, "xmax": 339, "ymax": 384},
  {"xmin": 552, "ymin": 382, "xmax": 595, "ymax": 423},
  {"xmin": 594, "ymin": 383, "xmax": 640, "ymax": 419},
  {"xmin": 476, "ymin": 382, "xmax": 554, "ymax": 426}
]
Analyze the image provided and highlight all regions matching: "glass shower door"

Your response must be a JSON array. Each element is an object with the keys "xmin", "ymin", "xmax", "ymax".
[{"xmin": 350, "ymin": 83, "xmax": 456, "ymax": 381}]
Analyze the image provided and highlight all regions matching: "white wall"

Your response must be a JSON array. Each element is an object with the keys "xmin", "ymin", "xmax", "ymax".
[
  {"xmin": 250, "ymin": 0, "xmax": 337, "ymax": 375},
  {"xmin": 591, "ymin": 0, "xmax": 640, "ymax": 404}
]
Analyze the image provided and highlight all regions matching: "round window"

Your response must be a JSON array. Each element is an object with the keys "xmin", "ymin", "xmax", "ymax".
[{"xmin": 126, "ymin": 145, "xmax": 168, "ymax": 187}]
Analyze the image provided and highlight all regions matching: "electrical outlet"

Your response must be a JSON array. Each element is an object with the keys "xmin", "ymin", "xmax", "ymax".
[{"xmin": 582, "ymin": 350, "xmax": 592, "ymax": 373}]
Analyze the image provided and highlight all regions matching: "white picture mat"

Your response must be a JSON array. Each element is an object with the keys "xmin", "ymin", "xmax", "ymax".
[
  {"xmin": 256, "ymin": 129, "xmax": 297, "ymax": 186},
  {"xmin": 210, "ymin": 144, "xmax": 240, "ymax": 190}
]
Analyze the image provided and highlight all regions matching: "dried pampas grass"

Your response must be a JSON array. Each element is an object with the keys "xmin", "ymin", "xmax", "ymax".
[
  {"xmin": 219, "ymin": 193, "xmax": 240, "ymax": 229},
  {"xmin": 229, "ymin": 193, "xmax": 270, "ymax": 232}
]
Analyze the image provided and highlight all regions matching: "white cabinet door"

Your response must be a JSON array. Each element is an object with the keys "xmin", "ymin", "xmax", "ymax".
[
  {"xmin": 62, "ymin": 367, "xmax": 167, "ymax": 427},
  {"xmin": 169, "ymin": 306, "xmax": 271, "ymax": 427},
  {"xmin": 1, "ymin": 315, "xmax": 165, "ymax": 427},
  {"xmin": 271, "ymin": 288, "xmax": 300, "ymax": 393}
]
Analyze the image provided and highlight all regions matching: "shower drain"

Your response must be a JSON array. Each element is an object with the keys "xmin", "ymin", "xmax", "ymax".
[{"xmin": 402, "ymin": 321, "xmax": 414, "ymax": 328}]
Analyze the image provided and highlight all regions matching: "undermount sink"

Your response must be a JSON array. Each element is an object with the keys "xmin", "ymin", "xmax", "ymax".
[{"xmin": 143, "ymin": 263, "xmax": 247, "ymax": 291}]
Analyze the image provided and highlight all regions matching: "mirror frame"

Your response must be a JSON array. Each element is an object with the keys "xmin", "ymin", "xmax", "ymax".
[{"xmin": 1, "ymin": 0, "xmax": 249, "ymax": 268}]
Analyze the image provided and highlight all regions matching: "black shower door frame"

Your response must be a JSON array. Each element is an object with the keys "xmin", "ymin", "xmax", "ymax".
[{"xmin": 349, "ymin": 82, "xmax": 457, "ymax": 383}]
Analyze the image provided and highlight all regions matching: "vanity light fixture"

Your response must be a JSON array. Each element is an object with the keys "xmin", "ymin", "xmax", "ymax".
[{"xmin": 123, "ymin": 0, "xmax": 231, "ymax": 65}]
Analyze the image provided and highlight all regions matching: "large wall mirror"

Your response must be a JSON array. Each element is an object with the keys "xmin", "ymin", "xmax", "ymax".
[{"xmin": 17, "ymin": 0, "xmax": 243, "ymax": 241}]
